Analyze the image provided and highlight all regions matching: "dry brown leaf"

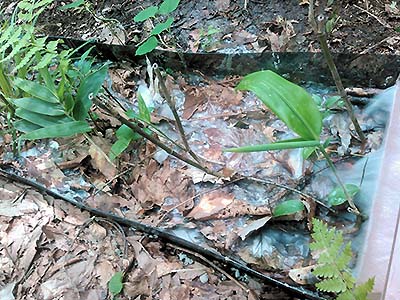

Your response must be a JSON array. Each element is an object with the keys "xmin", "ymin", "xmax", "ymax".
[
  {"xmin": 187, "ymin": 191, "xmax": 234, "ymax": 220},
  {"xmin": 88, "ymin": 136, "xmax": 117, "ymax": 179},
  {"xmin": 25, "ymin": 156, "xmax": 67, "ymax": 188}
]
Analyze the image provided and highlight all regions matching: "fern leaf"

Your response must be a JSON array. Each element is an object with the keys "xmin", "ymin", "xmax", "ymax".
[
  {"xmin": 313, "ymin": 264, "xmax": 341, "ymax": 278},
  {"xmin": 13, "ymin": 46, "xmax": 40, "ymax": 72},
  {"xmin": 316, "ymin": 278, "xmax": 347, "ymax": 293},
  {"xmin": 336, "ymin": 290, "xmax": 355, "ymax": 300},
  {"xmin": 0, "ymin": 27, "xmax": 23, "ymax": 56},
  {"xmin": 353, "ymin": 278, "xmax": 375, "ymax": 300},
  {"xmin": 0, "ymin": 31, "xmax": 31, "ymax": 64},
  {"xmin": 336, "ymin": 243, "xmax": 353, "ymax": 271}
]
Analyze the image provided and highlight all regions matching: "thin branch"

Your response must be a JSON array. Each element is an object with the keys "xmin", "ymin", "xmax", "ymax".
[
  {"xmin": 0, "ymin": 167, "xmax": 326, "ymax": 300},
  {"xmin": 243, "ymin": 175, "xmax": 334, "ymax": 212},
  {"xmin": 308, "ymin": 0, "xmax": 366, "ymax": 146},
  {"xmin": 154, "ymin": 66, "xmax": 201, "ymax": 163},
  {"xmin": 95, "ymin": 97, "xmax": 223, "ymax": 178}
]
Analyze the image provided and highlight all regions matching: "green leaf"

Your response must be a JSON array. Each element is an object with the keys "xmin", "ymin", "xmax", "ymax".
[
  {"xmin": 151, "ymin": 17, "xmax": 174, "ymax": 35},
  {"xmin": 133, "ymin": 6, "xmax": 158, "ymax": 22},
  {"xmin": 325, "ymin": 95, "xmax": 342, "ymax": 109},
  {"xmin": 135, "ymin": 36, "xmax": 158, "ymax": 56},
  {"xmin": 13, "ymin": 98, "xmax": 65, "ymax": 116},
  {"xmin": 273, "ymin": 200, "xmax": 305, "ymax": 217},
  {"xmin": 13, "ymin": 119, "xmax": 41, "ymax": 133},
  {"xmin": 108, "ymin": 271, "xmax": 124, "ymax": 296},
  {"xmin": 14, "ymin": 78, "xmax": 59, "ymax": 103},
  {"xmin": 138, "ymin": 93, "xmax": 151, "ymax": 122},
  {"xmin": 316, "ymin": 278, "xmax": 347, "ymax": 293},
  {"xmin": 236, "ymin": 70, "xmax": 322, "ymax": 140},
  {"xmin": 159, "ymin": 0, "xmax": 180, "ymax": 14},
  {"xmin": 110, "ymin": 125, "xmax": 141, "ymax": 160},
  {"xmin": 73, "ymin": 64, "xmax": 108, "ymax": 120},
  {"xmin": 58, "ymin": 0, "xmax": 85, "ymax": 10},
  {"xmin": 302, "ymin": 146, "xmax": 318, "ymax": 159},
  {"xmin": 15, "ymin": 108, "xmax": 72, "ymax": 127},
  {"xmin": 225, "ymin": 139, "xmax": 321, "ymax": 153},
  {"xmin": 353, "ymin": 277, "xmax": 375, "ymax": 300},
  {"xmin": 21, "ymin": 121, "xmax": 91, "ymax": 140},
  {"xmin": 328, "ymin": 184, "xmax": 360, "ymax": 206}
]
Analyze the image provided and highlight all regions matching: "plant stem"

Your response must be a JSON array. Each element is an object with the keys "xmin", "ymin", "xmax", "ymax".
[
  {"xmin": 319, "ymin": 146, "xmax": 360, "ymax": 215},
  {"xmin": 308, "ymin": 0, "xmax": 366, "ymax": 146},
  {"xmin": 154, "ymin": 67, "xmax": 201, "ymax": 163},
  {"xmin": 95, "ymin": 98, "xmax": 223, "ymax": 178}
]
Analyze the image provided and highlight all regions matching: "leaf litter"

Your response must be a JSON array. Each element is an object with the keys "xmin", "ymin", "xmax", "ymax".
[{"xmin": 0, "ymin": 61, "xmax": 391, "ymax": 299}]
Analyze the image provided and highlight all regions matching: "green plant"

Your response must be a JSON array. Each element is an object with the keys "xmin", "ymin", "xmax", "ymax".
[
  {"xmin": 0, "ymin": 0, "xmax": 109, "ymax": 141},
  {"xmin": 224, "ymin": 70, "xmax": 360, "ymax": 214},
  {"xmin": 108, "ymin": 271, "xmax": 124, "ymax": 299},
  {"xmin": 198, "ymin": 25, "xmax": 220, "ymax": 51},
  {"xmin": 133, "ymin": 0, "xmax": 180, "ymax": 55},
  {"xmin": 310, "ymin": 218, "xmax": 374, "ymax": 299},
  {"xmin": 109, "ymin": 94, "xmax": 151, "ymax": 160}
]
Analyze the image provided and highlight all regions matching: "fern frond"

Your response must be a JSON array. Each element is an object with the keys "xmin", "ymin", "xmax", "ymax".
[
  {"xmin": 316, "ymin": 278, "xmax": 347, "ymax": 293},
  {"xmin": 313, "ymin": 264, "xmax": 341, "ymax": 278},
  {"xmin": 311, "ymin": 218, "xmax": 374, "ymax": 300},
  {"xmin": 353, "ymin": 277, "xmax": 374, "ymax": 300}
]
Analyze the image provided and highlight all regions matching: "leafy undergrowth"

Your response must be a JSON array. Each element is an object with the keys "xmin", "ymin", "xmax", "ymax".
[{"xmin": 0, "ymin": 62, "xmax": 387, "ymax": 299}]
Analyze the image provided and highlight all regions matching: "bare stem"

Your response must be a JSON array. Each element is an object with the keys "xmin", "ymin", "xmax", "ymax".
[
  {"xmin": 308, "ymin": 0, "xmax": 366, "ymax": 146},
  {"xmin": 154, "ymin": 67, "xmax": 201, "ymax": 163},
  {"xmin": 95, "ymin": 98, "xmax": 223, "ymax": 178}
]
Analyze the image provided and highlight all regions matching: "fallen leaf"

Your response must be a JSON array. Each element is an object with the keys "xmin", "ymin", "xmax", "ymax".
[
  {"xmin": 187, "ymin": 191, "xmax": 234, "ymax": 220},
  {"xmin": 289, "ymin": 265, "xmax": 318, "ymax": 285},
  {"xmin": 238, "ymin": 216, "xmax": 272, "ymax": 240}
]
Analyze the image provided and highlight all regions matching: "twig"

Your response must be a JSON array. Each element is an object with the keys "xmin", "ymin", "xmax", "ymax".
[
  {"xmin": 0, "ymin": 167, "xmax": 326, "ymax": 300},
  {"xmin": 168, "ymin": 243, "xmax": 251, "ymax": 294},
  {"xmin": 243, "ymin": 176, "xmax": 334, "ymax": 212},
  {"xmin": 154, "ymin": 66, "xmax": 201, "ymax": 163},
  {"xmin": 353, "ymin": 4, "xmax": 392, "ymax": 29},
  {"xmin": 94, "ymin": 97, "xmax": 223, "ymax": 178},
  {"xmin": 308, "ymin": 0, "xmax": 366, "ymax": 146}
]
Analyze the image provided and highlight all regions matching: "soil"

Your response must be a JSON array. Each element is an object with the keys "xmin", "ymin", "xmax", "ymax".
[{"xmin": 1, "ymin": 0, "xmax": 400, "ymax": 55}]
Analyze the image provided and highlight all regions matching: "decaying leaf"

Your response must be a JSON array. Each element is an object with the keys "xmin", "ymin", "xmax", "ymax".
[{"xmin": 289, "ymin": 265, "xmax": 318, "ymax": 285}]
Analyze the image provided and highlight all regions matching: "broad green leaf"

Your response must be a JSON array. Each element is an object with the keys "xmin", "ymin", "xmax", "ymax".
[
  {"xmin": 13, "ymin": 98, "xmax": 65, "ymax": 116},
  {"xmin": 13, "ymin": 119, "xmax": 41, "ymax": 133},
  {"xmin": 151, "ymin": 17, "xmax": 174, "ymax": 35},
  {"xmin": 14, "ymin": 78, "xmax": 59, "ymax": 103},
  {"xmin": 159, "ymin": 0, "xmax": 180, "ymax": 14},
  {"xmin": 328, "ymin": 184, "xmax": 360, "ymax": 206},
  {"xmin": 273, "ymin": 200, "xmax": 305, "ymax": 217},
  {"xmin": 236, "ymin": 70, "xmax": 322, "ymax": 140},
  {"xmin": 138, "ymin": 93, "xmax": 151, "ymax": 122},
  {"xmin": 58, "ymin": 0, "xmax": 85, "ymax": 10},
  {"xmin": 108, "ymin": 271, "xmax": 124, "ymax": 296},
  {"xmin": 110, "ymin": 138, "xmax": 131, "ymax": 161},
  {"xmin": 73, "ymin": 64, "xmax": 108, "ymax": 120},
  {"xmin": 225, "ymin": 139, "xmax": 320, "ymax": 153},
  {"xmin": 133, "ymin": 6, "xmax": 158, "ymax": 22},
  {"xmin": 21, "ymin": 121, "xmax": 91, "ymax": 140},
  {"xmin": 15, "ymin": 108, "xmax": 72, "ymax": 127},
  {"xmin": 135, "ymin": 36, "xmax": 158, "ymax": 56},
  {"xmin": 116, "ymin": 124, "xmax": 140, "ymax": 140}
]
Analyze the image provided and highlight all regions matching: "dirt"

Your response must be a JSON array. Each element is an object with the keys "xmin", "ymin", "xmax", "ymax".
[{"xmin": 1, "ymin": 0, "xmax": 400, "ymax": 55}]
